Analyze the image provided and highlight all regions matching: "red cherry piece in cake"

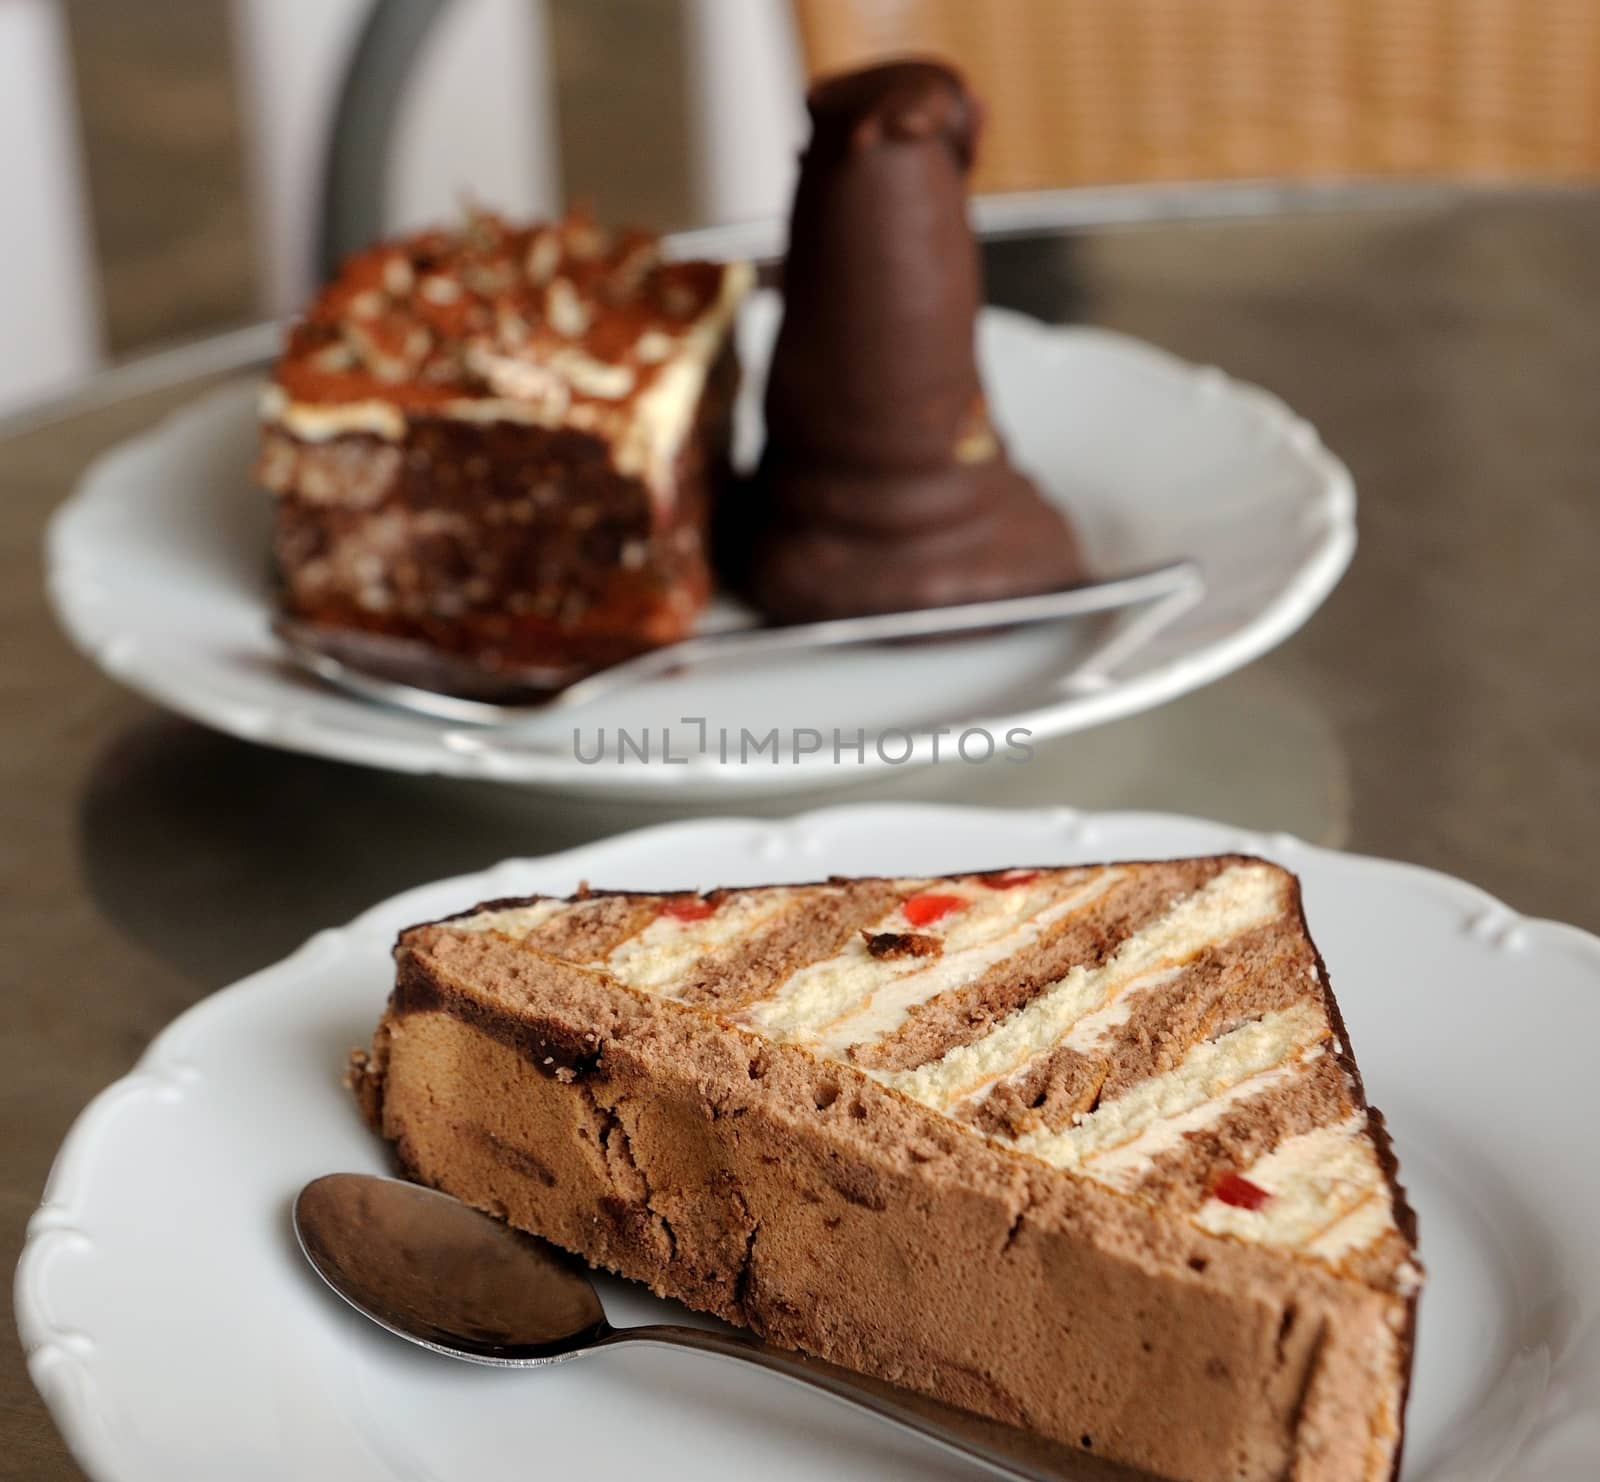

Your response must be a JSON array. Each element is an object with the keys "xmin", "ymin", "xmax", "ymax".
[
  {"xmin": 661, "ymin": 897, "xmax": 717, "ymax": 922},
  {"xmin": 980, "ymin": 869, "xmax": 1041, "ymax": 889},
  {"xmin": 902, "ymin": 893, "xmax": 968, "ymax": 928},
  {"xmin": 1213, "ymin": 1172, "xmax": 1272, "ymax": 1211}
]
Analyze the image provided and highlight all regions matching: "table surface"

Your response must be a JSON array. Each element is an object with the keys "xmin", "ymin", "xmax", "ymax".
[{"xmin": 4, "ymin": 194, "xmax": 1598, "ymax": 1480}]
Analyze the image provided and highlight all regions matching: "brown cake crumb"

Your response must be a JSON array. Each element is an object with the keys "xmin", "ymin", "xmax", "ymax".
[{"xmin": 862, "ymin": 930, "xmax": 943, "ymax": 960}]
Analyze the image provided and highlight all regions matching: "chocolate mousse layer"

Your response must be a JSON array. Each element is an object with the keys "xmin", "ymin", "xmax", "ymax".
[{"xmin": 353, "ymin": 860, "xmax": 1419, "ymax": 1482}]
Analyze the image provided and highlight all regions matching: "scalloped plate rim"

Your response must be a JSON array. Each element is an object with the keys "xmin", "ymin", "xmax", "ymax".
[{"xmin": 16, "ymin": 802, "xmax": 1600, "ymax": 1481}]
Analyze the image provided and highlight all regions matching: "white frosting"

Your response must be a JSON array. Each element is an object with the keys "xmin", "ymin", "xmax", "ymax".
[{"xmin": 259, "ymin": 384, "xmax": 405, "ymax": 442}]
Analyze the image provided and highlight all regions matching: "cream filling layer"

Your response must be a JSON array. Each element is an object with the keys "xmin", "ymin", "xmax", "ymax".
[
  {"xmin": 747, "ymin": 871, "xmax": 1111, "ymax": 1049},
  {"xmin": 803, "ymin": 871, "xmax": 1119, "ymax": 1056},
  {"xmin": 455, "ymin": 899, "xmax": 568, "ymax": 937},
  {"xmin": 617, "ymin": 260, "xmax": 753, "ymax": 495},
  {"xmin": 1080, "ymin": 1049, "xmax": 1324, "ymax": 1191},
  {"xmin": 260, "ymin": 385, "xmax": 406, "ymax": 442},
  {"xmin": 1008, "ymin": 1000, "xmax": 1328, "ymax": 1172},
  {"xmin": 1058, "ymin": 964, "xmax": 1183, "ymax": 1053},
  {"xmin": 1195, "ymin": 1114, "xmax": 1396, "ymax": 1258},
  {"xmin": 877, "ymin": 863, "xmax": 1291, "ymax": 1109},
  {"xmin": 602, "ymin": 888, "xmax": 800, "ymax": 995}
]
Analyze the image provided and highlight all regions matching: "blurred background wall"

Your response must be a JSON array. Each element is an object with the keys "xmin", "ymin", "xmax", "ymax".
[
  {"xmin": 0, "ymin": 0, "xmax": 103, "ymax": 410},
  {"xmin": 5, "ymin": 0, "xmax": 1599, "ymax": 417},
  {"xmin": 796, "ymin": 0, "xmax": 1600, "ymax": 189},
  {"xmin": 3, "ymin": 0, "xmax": 807, "ymax": 415}
]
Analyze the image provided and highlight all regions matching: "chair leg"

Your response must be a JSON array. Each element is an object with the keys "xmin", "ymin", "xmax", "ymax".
[
  {"xmin": 0, "ymin": 0, "xmax": 102, "ymax": 413},
  {"xmin": 316, "ymin": 0, "xmax": 451, "ymax": 281}
]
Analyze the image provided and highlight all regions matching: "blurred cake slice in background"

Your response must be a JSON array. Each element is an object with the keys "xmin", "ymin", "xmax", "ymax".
[{"xmin": 258, "ymin": 210, "xmax": 750, "ymax": 697}]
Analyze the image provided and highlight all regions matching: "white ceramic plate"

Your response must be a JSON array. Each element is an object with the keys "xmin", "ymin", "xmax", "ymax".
[
  {"xmin": 45, "ymin": 295, "xmax": 1354, "ymax": 798},
  {"xmin": 16, "ymin": 804, "xmax": 1598, "ymax": 1481}
]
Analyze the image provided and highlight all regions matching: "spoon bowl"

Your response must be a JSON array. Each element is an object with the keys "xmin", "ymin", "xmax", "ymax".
[{"xmin": 295, "ymin": 1173, "xmax": 606, "ymax": 1364}]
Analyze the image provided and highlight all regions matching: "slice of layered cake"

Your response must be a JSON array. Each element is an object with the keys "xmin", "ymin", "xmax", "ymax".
[
  {"xmin": 259, "ymin": 210, "xmax": 751, "ymax": 695},
  {"xmin": 351, "ymin": 859, "xmax": 1420, "ymax": 1482}
]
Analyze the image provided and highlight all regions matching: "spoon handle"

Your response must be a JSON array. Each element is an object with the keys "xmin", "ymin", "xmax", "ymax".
[{"xmin": 599, "ymin": 1324, "xmax": 1147, "ymax": 1481}]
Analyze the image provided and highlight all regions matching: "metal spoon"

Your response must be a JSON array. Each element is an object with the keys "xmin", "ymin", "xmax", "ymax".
[
  {"xmin": 293, "ymin": 1173, "xmax": 1151, "ymax": 1481},
  {"xmin": 275, "ymin": 560, "xmax": 1202, "ymax": 727}
]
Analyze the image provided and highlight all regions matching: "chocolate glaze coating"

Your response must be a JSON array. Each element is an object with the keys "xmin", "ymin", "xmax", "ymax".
[{"xmin": 733, "ymin": 59, "xmax": 1083, "ymax": 622}]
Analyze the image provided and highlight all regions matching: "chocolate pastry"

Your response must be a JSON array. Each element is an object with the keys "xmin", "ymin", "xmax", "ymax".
[{"xmin": 731, "ymin": 60, "xmax": 1084, "ymax": 622}]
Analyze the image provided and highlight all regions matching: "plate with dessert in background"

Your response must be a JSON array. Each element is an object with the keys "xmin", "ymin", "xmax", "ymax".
[{"xmin": 46, "ymin": 61, "xmax": 1355, "ymax": 798}]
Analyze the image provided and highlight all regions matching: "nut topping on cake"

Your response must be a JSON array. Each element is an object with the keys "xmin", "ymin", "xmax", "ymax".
[
  {"xmin": 268, "ymin": 209, "xmax": 750, "ymax": 447},
  {"xmin": 863, "ymin": 930, "xmax": 944, "ymax": 960}
]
